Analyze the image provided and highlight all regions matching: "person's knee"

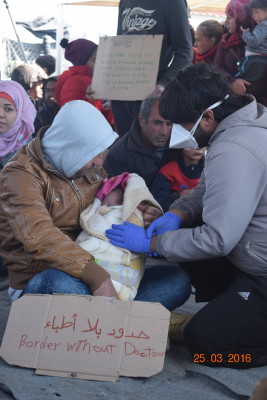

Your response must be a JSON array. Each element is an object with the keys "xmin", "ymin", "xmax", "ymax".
[
  {"xmin": 24, "ymin": 269, "xmax": 75, "ymax": 294},
  {"xmin": 184, "ymin": 310, "xmax": 238, "ymax": 362},
  {"xmin": 24, "ymin": 269, "xmax": 54, "ymax": 293},
  {"xmin": 184, "ymin": 313, "xmax": 221, "ymax": 355},
  {"xmin": 135, "ymin": 264, "xmax": 191, "ymax": 310},
  {"xmin": 173, "ymin": 267, "xmax": 192, "ymax": 300},
  {"xmin": 165, "ymin": 267, "xmax": 192, "ymax": 309}
]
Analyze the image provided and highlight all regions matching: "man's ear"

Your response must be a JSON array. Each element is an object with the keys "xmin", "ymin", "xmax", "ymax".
[
  {"xmin": 201, "ymin": 109, "xmax": 216, "ymax": 130},
  {"xmin": 139, "ymin": 113, "xmax": 144, "ymax": 127}
]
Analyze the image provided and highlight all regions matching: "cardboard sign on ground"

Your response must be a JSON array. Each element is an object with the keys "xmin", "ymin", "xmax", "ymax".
[
  {"xmin": 0, "ymin": 294, "xmax": 170, "ymax": 382},
  {"xmin": 91, "ymin": 35, "xmax": 163, "ymax": 100}
]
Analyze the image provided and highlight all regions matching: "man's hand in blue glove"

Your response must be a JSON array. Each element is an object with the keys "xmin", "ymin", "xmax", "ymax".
[
  {"xmin": 106, "ymin": 222, "xmax": 151, "ymax": 253},
  {"xmin": 146, "ymin": 212, "xmax": 182, "ymax": 238}
]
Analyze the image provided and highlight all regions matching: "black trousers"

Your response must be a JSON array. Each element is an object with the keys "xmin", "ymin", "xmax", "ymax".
[
  {"xmin": 182, "ymin": 258, "xmax": 267, "ymax": 368},
  {"xmin": 0, "ymin": 256, "xmax": 8, "ymax": 277},
  {"xmin": 111, "ymin": 100, "xmax": 142, "ymax": 136}
]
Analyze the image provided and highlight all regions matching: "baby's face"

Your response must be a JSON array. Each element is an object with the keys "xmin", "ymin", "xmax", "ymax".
[{"xmin": 102, "ymin": 187, "xmax": 124, "ymax": 206}]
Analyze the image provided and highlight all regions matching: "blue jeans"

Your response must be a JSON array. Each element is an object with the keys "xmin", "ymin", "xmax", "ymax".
[{"xmin": 23, "ymin": 265, "xmax": 191, "ymax": 311}]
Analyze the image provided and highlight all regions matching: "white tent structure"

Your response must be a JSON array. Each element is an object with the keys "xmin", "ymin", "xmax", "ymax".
[
  {"xmin": 63, "ymin": 0, "xmax": 118, "ymax": 5},
  {"xmin": 55, "ymin": 0, "xmax": 228, "ymax": 73},
  {"xmin": 61, "ymin": 0, "xmax": 227, "ymax": 13},
  {"xmin": 56, "ymin": 0, "xmax": 120, "ymax": 73}
]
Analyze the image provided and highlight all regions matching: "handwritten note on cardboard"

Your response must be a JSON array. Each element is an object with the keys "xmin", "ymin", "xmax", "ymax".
[
  {"xmin": 91, "ymin": 35, "xmax": 163, "ymax": 100},
  {"xmin": 0, "ymin": 294, "xmax": 170, "ymax": 382}
]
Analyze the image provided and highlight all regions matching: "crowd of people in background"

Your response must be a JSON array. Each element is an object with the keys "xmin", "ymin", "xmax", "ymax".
[{"xmin": 5, "ymin": 0, "xmax": 267, "ymax": 136}]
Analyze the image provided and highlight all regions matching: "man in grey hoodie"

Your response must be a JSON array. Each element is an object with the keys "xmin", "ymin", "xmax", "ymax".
[{"xmin": 106, "ymin": 63, "xmax": 267, "ymax": 368}]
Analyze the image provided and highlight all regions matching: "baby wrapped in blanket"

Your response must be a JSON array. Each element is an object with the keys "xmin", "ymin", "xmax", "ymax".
[{"xmin": 76, "ymin": 172, "xmax": 162, "ymax": 300}]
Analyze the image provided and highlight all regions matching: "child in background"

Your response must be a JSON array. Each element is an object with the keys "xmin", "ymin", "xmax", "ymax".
[
  {"xmin": 193, "ymin": 20, "xmax": 224, "ymax": 65},
  {"xmin": 237, "ymin": 0, "xmax": 267, "ymax": 81},
  {"xmin": 214, "ymin": 0, "xmax": 253, "ymax": 89},
  {"xmin": 150, "ymin": 148, "xmax": 206, "ymax": 212},
  {"xmin": 55, "ymin": 38, "xmax": 113, "ymax": 126}
]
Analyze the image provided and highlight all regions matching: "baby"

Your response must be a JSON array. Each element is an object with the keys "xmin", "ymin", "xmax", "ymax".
[
  {"xmin": 102, "ymin": 186, "xmax": 124, "ymax": 206},
  {"xmin": 76, "ymin": 172, "xmax": 161, "ymax": 301}
]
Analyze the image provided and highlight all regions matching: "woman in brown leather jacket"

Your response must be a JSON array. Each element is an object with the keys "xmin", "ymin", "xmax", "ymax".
[{"xmin": 0, "ymin": 99, "xmax": 191, "ymax": 311}]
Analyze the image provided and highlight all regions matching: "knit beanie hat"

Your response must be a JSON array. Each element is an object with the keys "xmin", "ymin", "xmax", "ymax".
[
  {"xmin": 60, "ymin": 38, "xmax": 98, "ymax": 66},
  {"xmin": 41, "ymin": 100, "xmax": 118, "ymax": 178},
  {"xmin": 225, "ymin": 0, "xmax": 252, "ymax": 30}
]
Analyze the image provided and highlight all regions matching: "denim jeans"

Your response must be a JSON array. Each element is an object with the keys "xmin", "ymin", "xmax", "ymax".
[{"xmin": 23, "ymin": 265, "xmax": 191, "ymax": 311}]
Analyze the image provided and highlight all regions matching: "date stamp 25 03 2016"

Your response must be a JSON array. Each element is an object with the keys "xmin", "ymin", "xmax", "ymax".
[{"xmin": 193, "ymin": 353, "xmax": 252, "ymax": 364}]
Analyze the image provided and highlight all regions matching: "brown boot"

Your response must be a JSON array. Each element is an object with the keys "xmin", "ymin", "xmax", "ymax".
[{"xmin": 168, "ymin": 312, "xmax": 193, "ymax": 345}]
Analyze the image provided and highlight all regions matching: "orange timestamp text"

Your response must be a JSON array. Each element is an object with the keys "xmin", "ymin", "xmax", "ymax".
[{"xmin": 193, "ymin": 353, "xmax": 252, "ymax": 364}]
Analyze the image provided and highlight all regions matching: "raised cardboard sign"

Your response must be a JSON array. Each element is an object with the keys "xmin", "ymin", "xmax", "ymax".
[
  {"xmin": 91, "ymin": 35, "xmax": 163, "ymax": 100},
  {"xmin": 0, "ymin": 294, "xmax": 170, "ymax": 382}
]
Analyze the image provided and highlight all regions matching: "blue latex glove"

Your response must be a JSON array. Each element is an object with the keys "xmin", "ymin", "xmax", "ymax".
[
  {"xmin": 146, "ymin": 212, "xmax": 182, "ymax": 238},
  {"xmin": 106, "ymin": 222, "xmax": 151, "ymax": 253}
]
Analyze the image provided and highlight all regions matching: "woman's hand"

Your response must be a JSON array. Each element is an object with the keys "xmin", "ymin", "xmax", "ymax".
[{"xmin": 93, "ymin": 278, "xmax": 118, "ymax": 298}]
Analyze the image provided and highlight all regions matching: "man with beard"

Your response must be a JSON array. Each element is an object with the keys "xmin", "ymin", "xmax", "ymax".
[
  {"xmin": 106, "ymin": 63, "xmax": 267, "ymax": 369},
  {"xmin": 104, "ymin": 95, "xmax": 178, "ymax": 189}
]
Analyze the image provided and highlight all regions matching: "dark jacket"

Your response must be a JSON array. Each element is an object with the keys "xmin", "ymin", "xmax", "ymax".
[
  {"xmin": 214, "ymin": 36, "xmax": 245, "ymax": 77},
  {"xmin": 103, "ymin": 118, "xmax": 179, "ymax": 188},
  {"xmin": 117, "ymin": 0, "xmax": 193, "ymax": 88},
  {"xmin": 0, "ymin": 128, "xmax": 109, "ymax": 292},
  {"xmin": 34, "ymin": 103, "xmax": 60, "ymax": 137},
  {"xmin": 214, "ymin": 35, "xmax": 267, "ymax": 104}
]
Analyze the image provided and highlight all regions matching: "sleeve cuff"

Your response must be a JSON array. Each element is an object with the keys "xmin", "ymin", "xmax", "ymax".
[{"xmin": 79, "ymin": 260, "xmax": 110, "ymax": 293}]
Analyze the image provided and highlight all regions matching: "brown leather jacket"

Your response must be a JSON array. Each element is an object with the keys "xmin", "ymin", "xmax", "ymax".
[{"xmin": 0, "ymin": 129, "xmax": 109, "ymax": 291}]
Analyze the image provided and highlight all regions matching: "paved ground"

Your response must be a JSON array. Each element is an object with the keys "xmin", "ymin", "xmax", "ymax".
[{"xmin": 0, "ymin": 262, "xmax": 267, "ymax": 400}]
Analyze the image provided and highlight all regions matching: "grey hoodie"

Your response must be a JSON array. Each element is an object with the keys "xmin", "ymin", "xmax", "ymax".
[{"xmin": 156, "ymin": 97, "xmax": 267, "ymax": 277}]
